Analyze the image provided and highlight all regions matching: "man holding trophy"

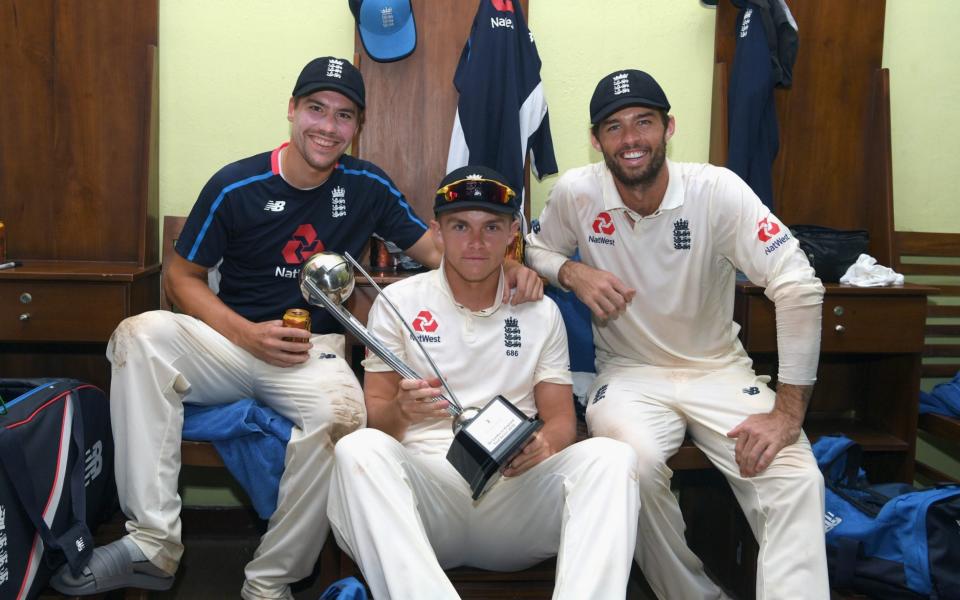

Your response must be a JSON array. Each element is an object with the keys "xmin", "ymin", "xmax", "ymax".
[{"xmin": 326, "ymin": 166, "xmax": 641, "ymax": 600}]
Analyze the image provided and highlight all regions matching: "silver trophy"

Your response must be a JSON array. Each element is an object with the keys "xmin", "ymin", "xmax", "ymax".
[{"xmin": 299, "ymin": 251, "xmax": 542, "ymax": 499}]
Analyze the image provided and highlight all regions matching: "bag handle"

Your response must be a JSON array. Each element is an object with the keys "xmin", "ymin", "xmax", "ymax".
[{"xmin": 0, "ymin": 384, "xmax": 93, "ymax": 575}]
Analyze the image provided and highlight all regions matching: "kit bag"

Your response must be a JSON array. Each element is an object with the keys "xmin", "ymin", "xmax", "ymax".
[
  {"xmin": 0, "ymin": 379, "xmax": 117, "ymax": 600},
  {"xmin": 790, "ymin": 224, "xmax": 869, "ymax": 283},
  {"xmin": 814, "ymin": 435, "xmax": 960, "ymax": 599}
]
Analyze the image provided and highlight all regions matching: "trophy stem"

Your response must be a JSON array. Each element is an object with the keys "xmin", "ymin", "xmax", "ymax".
[
  {"xmin": 344, "ymin": 252, "xmax": 465, "ymax": 414},
  {"xmin": 302, "ymin": 277, "xmax": 461, "ymax": 417}
]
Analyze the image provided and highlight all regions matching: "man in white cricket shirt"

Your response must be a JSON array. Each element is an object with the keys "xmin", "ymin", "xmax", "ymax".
[
  {"xmin": 524, "ymin": 69, "xmax": 829, "ymax": 600},
  {"xmin": 327, "ymin": 165, "xmax": 640, "ymax": 600}
]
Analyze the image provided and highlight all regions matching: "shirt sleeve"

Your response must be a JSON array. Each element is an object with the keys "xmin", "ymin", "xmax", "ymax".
[
  {"xmin": 533, "ymin": 301, "xmax": 572, "ymax": 386},
  {"xmin": 525, "ymin": 178, "xmax": 580, "ymax": 287},
  {"xmin": 360, "ymin": 290, "xmax": 409, "ymax": 374},
  {"xmin": 716, "ymin": 170, "xmax": 824, "ymax": 385},
  {"xmin": 367, "ymin": 166, "xmax": 429, "ymax": 252},
  {"xmin": 175, "ymin": 169, "xmax": 237, "ymax": 268}
]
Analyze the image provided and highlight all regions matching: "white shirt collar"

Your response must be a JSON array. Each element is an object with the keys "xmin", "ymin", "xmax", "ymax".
[
  {"xmin": 437, "ymin": 258, "xmax": 505, "ymax": 317},
  {"xmin": 600, "ymin": 158, "xmax": 685, "ymax": 219}
]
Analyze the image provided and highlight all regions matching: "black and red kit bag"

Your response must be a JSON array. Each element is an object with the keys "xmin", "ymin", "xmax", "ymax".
[{"xmin": 0, "ymin": 379, "xmax": 117, "ymax": 600}]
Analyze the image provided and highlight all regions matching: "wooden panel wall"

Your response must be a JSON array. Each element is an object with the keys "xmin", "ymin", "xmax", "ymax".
[
  {"xmin": 355, "ymin": 0, "xmax": 529, "ymax": 223},
  {"xmin": 711, "ymin": 0, "xmax": 893, "ymax": 264},
  {"xmin": 0, "ymin": 0, "xmax": 159, "ymax": 265}
]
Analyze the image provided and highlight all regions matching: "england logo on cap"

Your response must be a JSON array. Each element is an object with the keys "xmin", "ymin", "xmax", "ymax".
[
  {"xmin": 326, "ymin": 58, "xmax": 344, "ymax": 79},
  {"xmin": 613, "ymin": 73, "xmax": 630, "ymax": 95}
]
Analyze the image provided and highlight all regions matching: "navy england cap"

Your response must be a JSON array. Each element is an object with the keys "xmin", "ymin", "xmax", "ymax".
[
  {"xmin": 589, "ymin": 69, "xmax": 671, "ymax": 125},
  {"xmin": 292, "ymin": 56, "xmax": 366, "ymax": 109}
]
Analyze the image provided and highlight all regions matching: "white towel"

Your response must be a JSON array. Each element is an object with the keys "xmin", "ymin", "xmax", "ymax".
[{"xmin": 839, "ymin": 254, "xmax": 904, "ymax": 287}]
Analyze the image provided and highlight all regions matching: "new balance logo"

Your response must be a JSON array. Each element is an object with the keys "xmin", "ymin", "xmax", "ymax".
[
  {"xmin": 592, "ymin": 384, "xmax": 608, "ymax": 404},
  {"xmin": 84, "ymin": 440, "xmax": 103, "ymax": 486},
  {"xmin": 264, "ymin": 200, "xmax": 286, "ymax": 212},
  {"xmin": 824, "ymin": 511, "xmax": 842, "ymax": 533},
  {"xmin": 742, "ymin": 387, "xmax": 760, "ymax": 396},
  {"xmin": 613, "ymin": 73, "xmax": 630, "ymax": 96},
  {"xmin": 326, "ymin": 58, "xmax": 344, "ymax": 79}
]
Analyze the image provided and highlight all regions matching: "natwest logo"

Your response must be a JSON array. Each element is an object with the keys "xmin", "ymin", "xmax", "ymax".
[
  {"xmin": 282, "ymin": 224, "xmax": 324, "ymax": 264},
  {"xmin": 412, "ymin": 310, "xmax": 438, "ymax": 333},
  {"xmin": 756, "ymin": 217, "xmax": 781, "ymax": 242},
  {"xmin": 592, "ymin": 212, "xmax": 615, "ymax": 235},
  {"xmin": 491, "ymin": 0, "xmax": 514, "ymax": 11}
]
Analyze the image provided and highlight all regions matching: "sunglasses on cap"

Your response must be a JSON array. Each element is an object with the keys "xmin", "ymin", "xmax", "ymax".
[{"xmin": 436, "ymin": 178, "xmax": 516, "ymax": 205}]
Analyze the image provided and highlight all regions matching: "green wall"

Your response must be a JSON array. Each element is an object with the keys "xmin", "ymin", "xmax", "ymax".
[{"xmin": 160, "ymin": 0, "xmax": 960, "ymax": 232}]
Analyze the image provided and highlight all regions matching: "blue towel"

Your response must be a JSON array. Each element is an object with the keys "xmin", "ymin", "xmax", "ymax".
[
  {"xmin": 919, "ymin": 371, "xmax": 960, "ymax": 418},
  {"xmin": 320, "ymin": 577, "xmax": 367, "ymax": 600},
  {"xmin": 182, "ymin": 399, "xmax": 292, "ymax": 519}
]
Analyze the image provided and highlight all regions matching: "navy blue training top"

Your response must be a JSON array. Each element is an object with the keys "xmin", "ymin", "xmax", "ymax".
[{"xmin": 176, "ymin": 144, "xmax": 427, "ymax": 333}]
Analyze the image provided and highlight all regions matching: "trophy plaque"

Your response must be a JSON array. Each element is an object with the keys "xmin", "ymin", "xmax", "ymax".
[{"xmin": 299, "ymin": 251, "xmax": 542, "ymax": 499}]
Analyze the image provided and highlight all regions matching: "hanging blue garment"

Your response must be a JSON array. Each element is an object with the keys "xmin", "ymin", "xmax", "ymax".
[
  {"xmin": 726, "ymin": 0, "xmax": 798, "ymax": 211},
  {"xmin": 446, "ymin": 0, "xmax": 557, "ymax": 207}
]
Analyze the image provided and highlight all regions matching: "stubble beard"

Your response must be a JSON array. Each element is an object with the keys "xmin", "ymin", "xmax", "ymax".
[{"xmin": 604, "ymin": 135, "xmax": 668, "ymax": 188}]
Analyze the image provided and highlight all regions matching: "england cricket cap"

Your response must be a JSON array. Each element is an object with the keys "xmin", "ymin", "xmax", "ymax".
[
  {"xmin": 590, "ymin": 69, "xmax": 671, "ymax": 125},
  {"xmin": 348, "ymin": 0, "xmax": 417, "ymax": 63},
  {"xmin": 292, "ymin": 56, "xmax": 366, "ymax": 109}
]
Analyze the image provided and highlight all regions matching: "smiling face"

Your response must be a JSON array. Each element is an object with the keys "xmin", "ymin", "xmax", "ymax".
[
  {"xmin": 433, "ymin": 209, "xmax": 519, "ymax": 288},
  {"xmin": 285, "ymin": 90, "xmax": 360, "ymax": 185},
  {"xmin": 591, "ymin": 105, "xmax": 674, "ymax": 188}
]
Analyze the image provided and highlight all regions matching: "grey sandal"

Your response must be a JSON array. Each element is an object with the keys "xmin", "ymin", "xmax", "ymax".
[{"xmin": 49, "ymin": 537, "xmax": 174, "ymax": 594}]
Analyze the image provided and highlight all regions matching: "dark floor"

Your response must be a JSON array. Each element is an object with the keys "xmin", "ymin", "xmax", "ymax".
[
  {"xmin": 38, "ymin": 511, "xmax": 867, "ymax": 600},
  {"xmin": 41, "ymin": 507, "xmax": 332, "ymax": 600}
]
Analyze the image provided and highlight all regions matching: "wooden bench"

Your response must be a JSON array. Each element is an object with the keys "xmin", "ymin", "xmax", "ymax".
[{"xmin": 894, "ymin": 231, "xmax": 960, "ymax": 484}]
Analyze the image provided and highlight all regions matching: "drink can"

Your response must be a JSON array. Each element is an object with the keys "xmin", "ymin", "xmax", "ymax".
[
  {"xmin": 370, "ymin": 236, "xmax": 395, "ymax": 270},
  {"xmin": 282, "ymin": 308, "xmax": 311, "ymax": 342}
]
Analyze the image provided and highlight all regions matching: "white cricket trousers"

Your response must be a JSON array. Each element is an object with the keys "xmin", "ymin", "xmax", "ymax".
[
  {"xmin": 106, "ymin": 311, "xmax": 365, "ymax": 599},
  {"xmin": 586, "ymin": 364, "xmax": 829, "ymax": 600},
  {"xmin": 327, "ymin": 428, "xmax": 640, "ymax": 600}
]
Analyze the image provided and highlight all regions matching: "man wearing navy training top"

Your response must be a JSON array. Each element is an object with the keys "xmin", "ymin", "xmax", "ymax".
[{"xmin": 52, "ymin": 57, "xmax": 541, "ymax": 600}]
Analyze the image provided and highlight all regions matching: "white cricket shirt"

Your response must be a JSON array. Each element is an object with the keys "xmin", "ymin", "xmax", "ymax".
[
  {"xmin": 526, "ymin": 159, "xmax": 823, "ymax": 384},
  {"xmin": 363, "ymin": 266, "xmax": 572, "ymax": 454}
]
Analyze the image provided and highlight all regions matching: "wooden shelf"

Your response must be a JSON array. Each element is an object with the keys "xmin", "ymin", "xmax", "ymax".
[
  {"xmin": 919, "ymin": 413, "xmax": 960, "ymax": 441},
  {"xmin": 0, "ymin": 260, "xmax": 160, "ymax": 281}
]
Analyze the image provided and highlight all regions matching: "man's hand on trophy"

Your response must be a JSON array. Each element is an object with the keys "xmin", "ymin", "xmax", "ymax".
[
  {"xmin": 396, "ymin": 377, "xmax": 451, "ymax": 424},
  {"xmin": 500, "ymin": 432, "xmax": 553, "ymax": 478},
  {"xmin": 238, "ymin": 320, "xmax": 312, "ymax": 367}
]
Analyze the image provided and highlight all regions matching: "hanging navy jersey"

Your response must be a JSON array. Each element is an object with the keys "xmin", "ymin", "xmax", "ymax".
[
  {"xmin": 176, "ymin": 145, "xmax": 427, "ymax": 333},
  {"xmin": 446, "ymin": 0, "xmax": 558, "ymax": 204},
  {"xmin": 726, "ymin": 0, "xmax": 798, "ymax": 211}
]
